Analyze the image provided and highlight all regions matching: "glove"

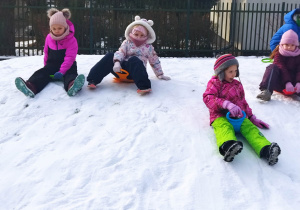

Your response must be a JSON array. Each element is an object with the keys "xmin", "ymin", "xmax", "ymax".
[
  {"xmin": 295, "ymin": 83, "xmax": 300, "ymax": 93},
  {"xmin": 113, "ymin": 61, "xmax": 121, "ymax": 73},
  {"xmin": 285, "ymin": 82, "xmax": 294, "ymax": 92},
  {"xmin": 53, "ymin": 72, "xmax": 63, "ymax": 80},
  {"xmin": 222, "ymin": 100, "xmax": 243, "ymax": 118},
  {"xmin": 249, "ymin": 115, "xmax": 269, "ymax": 129},
  {"xmin": 158, "ymin": 75, "xmax": 171, "ymax": 80}
]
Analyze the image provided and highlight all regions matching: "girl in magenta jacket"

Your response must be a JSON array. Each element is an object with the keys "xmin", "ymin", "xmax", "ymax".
[
  {"xmin": 15, "ymin": 8, "xmax": 84, "ymax": 97},
  {"xmin": 203, "ymin": 54, "xmax": 281, "ymax": 165}
]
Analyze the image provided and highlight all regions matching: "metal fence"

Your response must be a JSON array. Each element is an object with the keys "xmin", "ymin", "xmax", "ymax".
[{"xmin": 0, "ymin": 0, "xmax": 299, "ymax": 57}]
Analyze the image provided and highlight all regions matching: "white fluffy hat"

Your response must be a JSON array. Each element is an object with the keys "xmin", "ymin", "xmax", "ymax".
[{"xmin": 125, "ymin": 15, "xmax": 156, "ymax": 44}]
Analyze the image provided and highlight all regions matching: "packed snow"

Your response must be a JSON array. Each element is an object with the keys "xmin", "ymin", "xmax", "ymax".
[{"xmin": 0, "ymin": 55, "xmax": 299, "ymax": 210}]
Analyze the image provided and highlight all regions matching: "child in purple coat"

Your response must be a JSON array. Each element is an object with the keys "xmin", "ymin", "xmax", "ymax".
[
  {"xmin": 203, "ymin": 54, "xmax": 281, "ymax": 165},
  {"xmin": 257, "ymin": 29, "xmax": 300, "ymax": 101},
  {"xmin": 15, "ymin": 8, "xmax": 85, "ymax": 97},
  {"xmin": 86, "ymin": 15, "xmax": 170, "ymax": 95}
]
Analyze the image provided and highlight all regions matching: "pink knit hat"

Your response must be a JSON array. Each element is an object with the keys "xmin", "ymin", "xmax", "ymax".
[
  {"xmin": 279, "ymin": 29, "xmax": 299, "ymax": 46},
  {"xmin": 47, "ymin": 8, "xmax": 71, "ymax": 28}
]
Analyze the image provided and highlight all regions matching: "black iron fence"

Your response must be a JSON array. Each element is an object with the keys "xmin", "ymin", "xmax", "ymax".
[{"xmin": 0, "ymin": 0, "xmax": 299, "ymax": 57}]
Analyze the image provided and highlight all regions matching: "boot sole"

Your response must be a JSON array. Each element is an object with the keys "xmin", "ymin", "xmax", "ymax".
[
  {"xmin": 137, "ymin": 89, "xmax": 152, "ymax": 95},
  {"xmin": 15, "ymin": 77, "xmax": 35, "ymax": 98},
  {"xmin": 224, "ymin": 143, "xmax": 243, "ymax": 162},
  {"xmin": 67, "ymin": 74, "xmax": 85, "ymax": 96},
  {"xmin": 268, "ymin": 143, "xmax": 281, "ymax": 166}
]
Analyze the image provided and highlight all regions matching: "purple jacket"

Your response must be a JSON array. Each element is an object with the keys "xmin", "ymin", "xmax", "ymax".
[
  {"xmin": 273, "ymin": 52, "xmax": 300, "ymax": 84},
  {"xmin": 203, "ymin": 76, "xmax": 253, "ymax": 125},
  {"xmin": 43, "ymin": 19, "xmax": 78, "ymax": 74}
]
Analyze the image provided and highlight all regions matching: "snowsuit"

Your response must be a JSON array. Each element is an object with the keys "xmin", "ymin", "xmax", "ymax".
[
  {"xmin": 87, "ymin": 40, "xmax": 164, "ymax": 90},
  {"xmin": 259, "ymin": 53, "xmax": 300, "ymax": 94},
  {"xmin": 270, "ymin": 8, "xmax": 300, "ymax": 52},
  {"xmin": 27, "ymin": 19, "xmax": 78, "ymax": 93},
  {"xmin": 203, "ymin": 76, "xmax": 271, "ymax": 157}
]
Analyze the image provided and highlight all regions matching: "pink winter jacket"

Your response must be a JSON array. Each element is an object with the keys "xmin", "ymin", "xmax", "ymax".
[
  {"xmin": 203, "ymin": 76, "xmax": 253, "ymax": 125},
  {"xmin": 113, "ymin": 40, "xmax": 164, "ymax": 77},
  {"xmin": 43, "ymin": 19, "xmax": 78, "ymax": 75}
]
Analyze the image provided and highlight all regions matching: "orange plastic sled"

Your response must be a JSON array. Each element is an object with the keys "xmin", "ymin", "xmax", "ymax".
[{"xmin": 113, "ymin": 69, "xmax": 134, "ymax": 83}]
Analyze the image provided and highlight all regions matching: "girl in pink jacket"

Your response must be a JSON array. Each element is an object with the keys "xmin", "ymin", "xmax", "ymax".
[
  {"xmin": 87, "ymin": 15, "xmax": 170, "ymax": 95},
  {"xmin": 203, "ymin": 54, "xmax": 281, "ymax": 165},
  {"xmin": 15, "ymin": 8, "xmax": 85, "ymax": 97}
]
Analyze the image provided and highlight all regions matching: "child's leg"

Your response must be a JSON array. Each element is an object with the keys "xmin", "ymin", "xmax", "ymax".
[
  {"xmin": 63, "ymin": 65, "xmax": 78, "ymax": 91},
  {"xmin": 123, "ymin": 56, "xmax": 151, "ymax": 90},
  {"xmin": 87, "ymin": 52, "xmax": 116, "ymax": 85},
  {"xmin": 259, "ymin": 64, "xmax": 285, "ymax": 93},
  {"xmin": 212, "ymin": 117, "xmax": 243, "ymax": 162},
  {"xmin": 212, "ymin": 117, "xmax": 237, "ymax": 154},
  {"xmin": 240, "ymin": 118, "xmax": 271, "ymax": 157},
  {"xmin": 27, "ymin": 67, "xmax": 52, "ymax": 93}
]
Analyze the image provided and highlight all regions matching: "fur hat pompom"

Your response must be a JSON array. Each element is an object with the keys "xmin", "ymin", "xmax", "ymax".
[
  {"xmin": 47, "ymin": 8, "xmax": 59, "ymax": 18},
  {"xmin": 61, "ymin": 8, "xmax": 71, "ymax": 20}
]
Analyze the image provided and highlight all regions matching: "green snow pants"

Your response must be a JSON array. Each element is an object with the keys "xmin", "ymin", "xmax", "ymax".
[{"xmin": 212, "ymin": 117, "xmax": 271, "ymax": 157}]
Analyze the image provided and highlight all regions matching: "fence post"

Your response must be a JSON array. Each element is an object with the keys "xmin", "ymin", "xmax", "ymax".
[
  {"xmin": 185, "ymin": 0, "xmax": 191, "ymax": 57},
  {"xmin": 89, "ymin": 0, "xmax": 93, "ymax": 54},
  {"xmin": 280, "ymin": 2, "xmax": 285, "ymax": 26}
]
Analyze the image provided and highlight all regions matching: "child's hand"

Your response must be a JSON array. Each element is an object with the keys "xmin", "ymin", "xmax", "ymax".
[
  {"xmin": 53, "ymin": 72, "xmax": 63, "ymax": 79},
  {"xmin": 295, "ymin": 83, "xmax": 300, "ymax": 93},
  {"xmin": 158, "ymin": 75, "xmax": 171, "ymax": 80},
  {"xmin": 113, "ymin": 61, "xmax": 121, "ymax": 73},
  {"xmin": 285, "ymin": 82, "xmax": 294, "ymax": 92},
  {"xmin": 222, "ymin": 101, "xmax": 242, "ymax": 118},
  {"xmin": 249, "ymin": 115, "xmax": 270, "ymax": 129}
]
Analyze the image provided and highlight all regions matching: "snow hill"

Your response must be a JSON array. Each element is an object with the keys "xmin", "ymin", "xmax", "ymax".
[{"xmin": 0, "ymin": 55, "xmax": 299, "ymax": 210}]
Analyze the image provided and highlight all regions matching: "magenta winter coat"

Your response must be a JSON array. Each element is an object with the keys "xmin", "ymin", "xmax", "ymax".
[
  {"xmin": 43, "ymin": 19, "xmax": 78, "ymax": 75},
  {"xmin": 203, "ymin": 76, "xmax": 253, "ymax": 125},
  {"xmin": 273, "ymin": 52, "xmax": 300, "ymax": 84}
]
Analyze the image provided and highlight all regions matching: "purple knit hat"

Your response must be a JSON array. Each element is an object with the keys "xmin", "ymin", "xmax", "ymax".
[
  {"xmin": 279, "ymin": 29, "xmax": 299, "ymax": 46},
  {"xmin": 214, "ymin": 54, "xmax": 239, "ymax": 81}
]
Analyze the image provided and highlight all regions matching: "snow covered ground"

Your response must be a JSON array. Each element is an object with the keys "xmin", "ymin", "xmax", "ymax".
[{"xmin": 0, "ymin": 55, "xmax": 300, "ymax": 210}]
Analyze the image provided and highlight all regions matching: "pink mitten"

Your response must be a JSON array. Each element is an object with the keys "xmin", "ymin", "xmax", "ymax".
[
  {"xmin": 285, "ymin": 82, "xmax": 294, "ymax": 92},
  {"xmin": 250, "ymin": 115, "xmax": 269, "ymax": 129},
  {"xmin": 222, "ymin": 100, "xmax": 243, "ymax": 117},
  {"xmin": 295, "ymin": 83, "xmax": 300, "ymax": 93}
]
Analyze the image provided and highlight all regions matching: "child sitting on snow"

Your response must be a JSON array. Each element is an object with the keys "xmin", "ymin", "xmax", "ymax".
[
  {"xmin": 15, "ymin": 8, "xmax": 85, "ymax": 97},
  {"xmin": 203, "ymin": 54, "xmax": 281, "ymax": 165},
  {"xmin": 257, "ymin": 29, "xmax": 300, "ymax": 101},
  {"xmin": 86, "ymin": 15, "xmax": 170, "ymax": 95}
]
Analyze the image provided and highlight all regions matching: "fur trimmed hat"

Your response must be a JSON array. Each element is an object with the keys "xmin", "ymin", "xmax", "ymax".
[
  {"xmin": 125, "ymin": 15, "xmax": 156, "ymax": 44},
  {"xmin": 47, "ymin": 8, "xmax": 71, "ymax": 28},
  {"xmin": 214, "ymin": 54, "xmax": 239, "ymax": 81},
  {"xmin": 279, "ymin": 29, "xmax": 299, "ymax": 46}
]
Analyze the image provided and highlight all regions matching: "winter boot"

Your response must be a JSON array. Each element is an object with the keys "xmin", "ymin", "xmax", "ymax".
[
  {"xmin": 260, "ymin": 142, "xmax": 281, "ymax": 166},
  {"xmin": 137, "ymin": 88, "xmax": 152, "ymax": 95},
  {"xmin": 15, "ymin": 77, "xmax": 37, "ymax": 98},
  {"xmin": 67, "ymin": 74, "xmax": 85, "ymax": 96},
  {"xmin": 222, "ymin": 141, "xmax": 243, "ymax": 162},
  {"xmin": 87, "ymin": 81, "xmax": 96, "ymax": 89},
  {"xmin": 257, "ymin": 89, "xmax": 272, "ymax": 101}
]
